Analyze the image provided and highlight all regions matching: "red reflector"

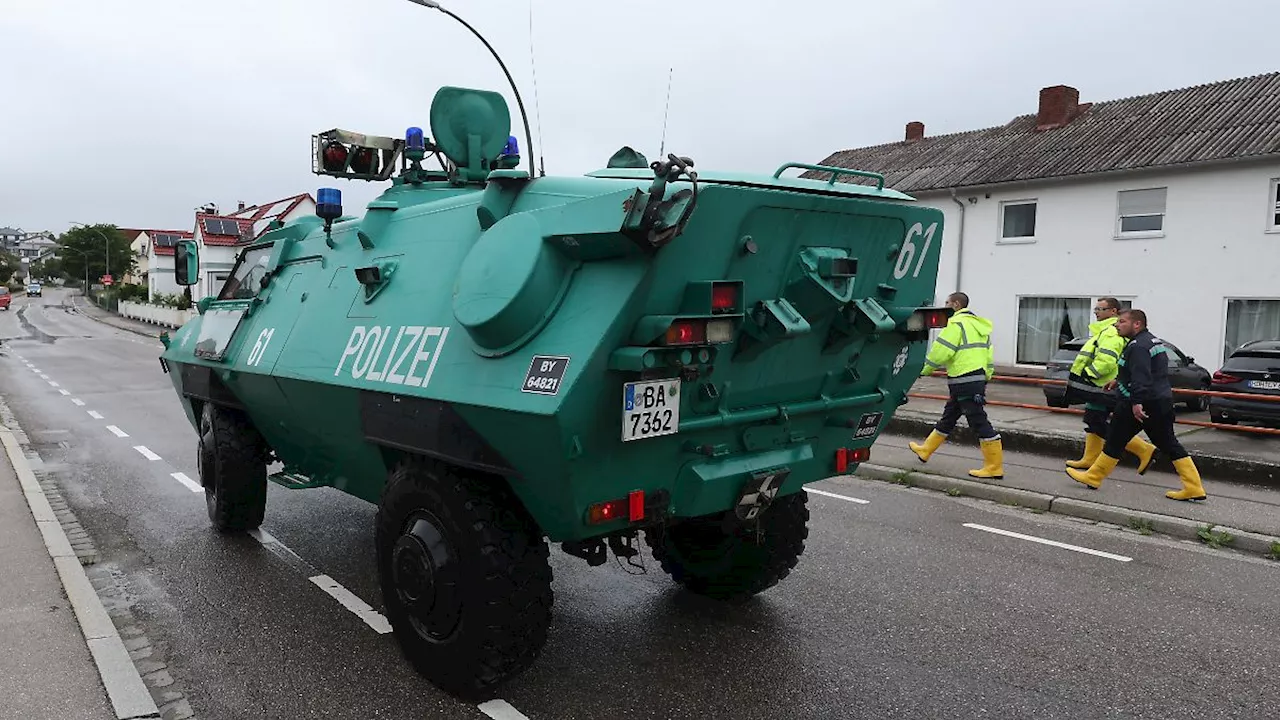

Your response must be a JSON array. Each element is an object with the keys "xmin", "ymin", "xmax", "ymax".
[
  {"xmin": 665, "ymin": 319, "xmax": 707, "ymax": 345},
  {"xmin": 711, "ymin": 283, "xmax": 738, "ymax": 311},
  {"xmin": 835, "ymin": 448, "xmax": 849, "ymax": 473},
  {"xmin": 850, "ymin": 447, "xmax": 870, "ymax": 463},
  {"xmin": 587, "ymin": 499, "xmax": 628, "ymax": 524},
  {"xmin": 628, "ymin": 490, "xmax": 645, "ymax": 522}
]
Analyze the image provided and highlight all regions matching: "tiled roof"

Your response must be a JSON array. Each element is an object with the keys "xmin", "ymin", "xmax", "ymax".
[{"xmin": 806, "ymin": 72, "xmax": 1280, "ymax": 194}]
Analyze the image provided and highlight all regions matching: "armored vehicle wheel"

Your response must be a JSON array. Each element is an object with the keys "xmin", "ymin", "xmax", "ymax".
[
  {"xmin": 645, "ymin": 490, "xmax": 809, "ymax": 604},
  {"xmin": 197, "ymin": 403, "xmax": 268, "ymax": 532},
  {"xmin": 375, "ymin": 456, "xmax": 553, "ymax": 700}
]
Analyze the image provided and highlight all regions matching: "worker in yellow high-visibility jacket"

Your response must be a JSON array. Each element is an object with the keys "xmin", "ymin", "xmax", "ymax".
[
  {"xmin": 1063, "ymin": 297, "xmax": 1156, "ymax": 473},
  {"xmin": 908, "ymin": 292, "xmax": 1003, "ymax": 479}
]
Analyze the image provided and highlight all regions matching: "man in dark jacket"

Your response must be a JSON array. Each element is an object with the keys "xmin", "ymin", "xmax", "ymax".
[{"xmin": 1065, "ymin": 309, "xmax": 1207, "ymax": 501}]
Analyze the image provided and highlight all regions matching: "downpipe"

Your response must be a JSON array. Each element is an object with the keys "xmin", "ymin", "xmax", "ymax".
[{"xmin": 949, "ymin": 188, "xmax": 965, "ymax": 291}]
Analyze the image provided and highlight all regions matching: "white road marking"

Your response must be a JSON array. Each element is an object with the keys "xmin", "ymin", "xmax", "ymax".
[
  {"xmin": 308, "ymin": 575, "xmax": 393, "ymax": 634},
  {"xmin": 87, "ymin": 410, "xmax": 103, "ymax": 419},
  {"xmin": 47, "ymin": 380, "xmax": 59, "ymax": 387},
  {"xmin": 170, "ymin": 472, "xmax": 203, "ymax": 493},
  {"xmin": 106, "ymin": 425, "xmax": 129, "ymax": 438},
  {"xmin": 72, "ymin": 399, "xmax": 84, "ymax": 406},
  {"xmin": 962, "ymin": 523, "xmax": 1133, "ymax": 563},
  {"xmin": 478, "ymin": 699, "xmax": 532, "ymax": 720},
  {"xmin": 133, "ymin": 446, "xmax": 161, "ymax": 461},
  {"xmin": 806, "ymin": 488, "xmax": 871, "ymax": 505},
  {"xmin": 58, "ymin": 389, "xmax": 70, "ymax": 396}
]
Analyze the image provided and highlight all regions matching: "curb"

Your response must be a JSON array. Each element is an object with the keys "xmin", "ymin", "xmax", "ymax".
[
  {"xmin": 67, "ymin": 295, "xmax": 163, "ymax": 340},
  {"xmin": 887, "ymin": 411, "xmax": 1280, "ymax": 488},
  {"xmin": 0, "ymin": 424, "xmax": 161, "ymax": 720},
  {"xmin": 854, "ymin": 462, "xmax": 1280, "ymax": 561}
]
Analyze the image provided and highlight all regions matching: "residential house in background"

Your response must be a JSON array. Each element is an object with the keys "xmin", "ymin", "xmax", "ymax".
[
  {"xmin": 148, "ymin": 193, "xmax": 314, "ymax": 301},
  {"xmin": 806, "ymin": 71, "xmax": 1280, "ymax": 370},
  {"xmin": 145, "ymin": 230, "xmax": 194, "ymax": 299},
  {"xmin": 0, "ymin": 227, "xmax": 22, "ymax": 248}
]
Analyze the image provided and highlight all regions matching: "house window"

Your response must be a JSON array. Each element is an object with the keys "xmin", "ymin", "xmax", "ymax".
[
  {"xmin": 1017, "ymin": 296, "xmax": 1092, "ymax": 365},
  {"xmin": 1224, "ymin": 299, "xmax": 1280, "ymax": 363},
  {"xmin": 1268, "ymin": 178, "xmax": 1280, "ymax": 232},
  {"xmin": 1000, "ymin": 200, "xmax": 1037, "ymax": 241},
  {"xmin": 1116, "ymin": 187, "xmax": 1166, "ymax": 236}
]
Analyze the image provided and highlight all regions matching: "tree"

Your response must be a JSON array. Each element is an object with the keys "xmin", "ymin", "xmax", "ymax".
[
  {"xmin": 57, "ymin": 224, "xmax": 135, "ymax": 286},
  {"xmin": 0, "ymin": 250, "xmax": 19, "ymax": 284}
]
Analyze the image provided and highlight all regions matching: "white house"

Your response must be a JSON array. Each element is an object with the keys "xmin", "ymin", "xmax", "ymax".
[
  {"xmin": 141, "ymin": 230, "xmax": 193, "ymax": 299},
  {"xmin": 807, "ymin": 72, "xmax": 1280, "ymax": 372},
  {"xmin": 148, "ymin": 193, "xmax": 314, "ymax": 301}
]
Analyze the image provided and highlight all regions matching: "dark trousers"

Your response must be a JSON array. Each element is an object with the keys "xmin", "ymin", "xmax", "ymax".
[
  {"xmin": 934, "ymin": 375, "xmax": 997, "ymax": 440},
  {"xmin": 1083, "ymin": 405, "xmax": 1111, "ymax": 437},
  {"xmin": 1103, "ymin": 398, "xmax": 1188, "ymax": 461}
]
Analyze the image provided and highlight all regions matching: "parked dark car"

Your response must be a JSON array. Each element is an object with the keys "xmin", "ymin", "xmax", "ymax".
[
  {"xmin": 1208, "ymin": 340, "xmax": 1280, "ymax": 427},
  {"xmin": 1043, "ymin": 335, "xmax": 1211, "ymax": 411}
]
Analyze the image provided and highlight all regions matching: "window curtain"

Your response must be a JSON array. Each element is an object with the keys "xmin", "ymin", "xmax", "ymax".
[
  {"xmin": 1017, "ymin": 297, "xmax": 1091, "ymax": 364},
  {"xmin": 1224, "ymin": 299, "xmax": 1280, "ymax": 363}
]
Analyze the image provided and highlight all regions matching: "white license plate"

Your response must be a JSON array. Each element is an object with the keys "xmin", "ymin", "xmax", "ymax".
[
  {"xmin": 1248, "ymin": 380, "xmax": 1280, "ymax": 390},
  {"xmin": 622, "ymin": 379, "xmax": 680, "ymax": 441}
]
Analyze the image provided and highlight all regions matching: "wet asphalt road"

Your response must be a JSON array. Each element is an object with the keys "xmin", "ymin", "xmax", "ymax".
[{"xmin": 3, "ymin": 288, "xmax": 1280, "ymax": 720}]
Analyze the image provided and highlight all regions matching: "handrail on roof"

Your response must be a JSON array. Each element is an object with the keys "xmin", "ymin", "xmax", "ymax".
[{"xmin": 774, "ymin": 162, "xmax": 885, "ymax": 191}]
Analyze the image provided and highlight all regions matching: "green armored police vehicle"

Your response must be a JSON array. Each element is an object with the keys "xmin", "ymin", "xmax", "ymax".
[{"xmin": 159, "ymin": 72, "xmax": 947, "ymax": 700}]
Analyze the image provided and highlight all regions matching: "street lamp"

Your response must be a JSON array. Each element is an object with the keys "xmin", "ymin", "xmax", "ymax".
[{"xmin": 56, "ymin": 245, "xmax": 93, "ymax": 293}]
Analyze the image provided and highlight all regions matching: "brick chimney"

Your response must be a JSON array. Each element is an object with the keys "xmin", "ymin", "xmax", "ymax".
[
  {"xmin": 905, "ymin": 121, "xmax": 925, "ymax": 143},
  {"xmin": 237, "ymin": 200, "xmax": 246, "ymax": 211},
  {"xmin": 1036, "ymin": 85, "xmax": 1081, "ymax": 131}
]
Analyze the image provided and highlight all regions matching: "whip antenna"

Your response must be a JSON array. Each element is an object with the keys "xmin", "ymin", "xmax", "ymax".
[
  {"xmin": 658, "ymin": 67, "xmax": 673, "ymax": 158},
  {"xmin": 529, "ymin": 0, "xmax": 545, "ymax": 176}
]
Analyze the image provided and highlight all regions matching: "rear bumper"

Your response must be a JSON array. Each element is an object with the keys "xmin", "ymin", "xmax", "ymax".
[{"xmin": 1209, "ymin": 396, "xmax": 1280, "ymax": 424}]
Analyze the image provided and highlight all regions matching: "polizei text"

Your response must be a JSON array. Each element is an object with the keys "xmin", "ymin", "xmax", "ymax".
[{"xmin": 335, "ymin": 325, "xmax": 449, "ymax": 388}]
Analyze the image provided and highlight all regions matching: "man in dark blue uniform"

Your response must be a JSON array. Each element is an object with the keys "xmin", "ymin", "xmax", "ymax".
[{"xmin": 1065, "ymin": 309, "xmax": 1207, "ymax": 501}]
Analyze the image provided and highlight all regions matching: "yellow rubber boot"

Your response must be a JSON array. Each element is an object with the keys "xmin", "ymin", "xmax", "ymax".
[
  {"xmin": 1065, "ymin": 433, "xmax": 1104, "ymax": 469},
  {"xmin": 909, "ymin": 430, "xmax": 947, "ymax": 463},
  {"xmin": 1066, "ymin": 452, "xmax": 1119, "ymax": 489},
  {"xmin": 968, "ymin": 438, "xmax": 1004, "ymax": 479},
  {"xmin": 1125, "ymin": 435, "xmax": 1157, "ymax": 475},
  {"xmin": 1166, "ymin": 457, "xmax": 1208, "ymax": 501}
]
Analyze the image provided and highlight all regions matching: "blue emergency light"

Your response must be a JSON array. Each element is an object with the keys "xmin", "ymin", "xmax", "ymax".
[
  {"xmin": 406, "ymin": 126, "xmax": 425, "ymax": 151},
  {"xmin": 502, "ymin": 135, "xmax": 519, "ymax": 157},
  {"xmin": 317, "ymin": 188, "xmax": 343, "ymax": 221}
]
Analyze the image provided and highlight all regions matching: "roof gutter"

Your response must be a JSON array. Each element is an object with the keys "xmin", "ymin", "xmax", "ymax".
[{"xmin": 949, "ymin": 188, "xmax": 965, "ymax": 292}]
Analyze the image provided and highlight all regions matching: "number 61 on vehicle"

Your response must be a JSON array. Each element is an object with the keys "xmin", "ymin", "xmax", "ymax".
[{"xmin": 622, "ymin": 379, "xmax": 680, "ymax": 441}]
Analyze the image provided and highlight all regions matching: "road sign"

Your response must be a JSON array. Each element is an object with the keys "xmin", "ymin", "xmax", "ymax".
[{"xmin": 101, "ymin": 274, "xmax": 113, "ymax": 286}]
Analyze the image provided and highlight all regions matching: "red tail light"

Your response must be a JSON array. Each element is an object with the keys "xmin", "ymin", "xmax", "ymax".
[
  {"xmin": 1212, "ymin": 371, "xmax": 1241, "ymax": 385},
  {"xmin": 907, "ymin": 307, "xmax": 953, "ymax": 331},
  {"xmin": 662, "ymin": 318, "xmax": 735, "ymax": 345},
  {"xmin": 711, "ymin": 283, "xmax": 739, "ymax": 313},
  {"xmin": 666, "ymin": 320, "xmax": 706, "ymax": 345},
  {"xmin": 835, "ymin": 447, "xmax": 870, "ymax": 472}
]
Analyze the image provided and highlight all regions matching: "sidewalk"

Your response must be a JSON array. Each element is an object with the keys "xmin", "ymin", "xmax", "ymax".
[
  {"xmin": 0, "ymin": 424, "xmax": 157, "ymax": 719},
  {"xmin": 891, "ymin": 375, "xmax": 1280, "ymax": 487},
  {"xmin": 66, "ymin": 294, "xmax": 169, "ymax": 339},
  {"xmin": 855, "ymin": 430, "xmax": 1280, "ymax": 560}
]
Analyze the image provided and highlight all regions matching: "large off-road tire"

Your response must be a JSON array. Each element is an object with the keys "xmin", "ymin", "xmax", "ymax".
[
  {"xmin": 375, "ymin": 456, "xmax": 553, "ymax": 700},
  {"xmin": 197, "ymin": 403, "xmax": 268, "ymax": 532},
  {"xmin": 644, "ymin": 490, "xmax": 809, "ymax": 604}
]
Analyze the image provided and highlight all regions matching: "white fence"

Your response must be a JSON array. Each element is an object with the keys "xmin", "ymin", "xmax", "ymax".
[{"xmin": 119, "ymin": 300, "xmax": 197, "ymax": 329}]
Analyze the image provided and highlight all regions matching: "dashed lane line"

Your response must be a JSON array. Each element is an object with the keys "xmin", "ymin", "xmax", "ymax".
[
  {"xmin": 962, "ymin": 523, "xmax": 1133, "ymax": 563},
  {"xmin": 58, "ymin": 389, "xmax": 70, "ymax": 396},
  {"xmin": 479, "ymin": 700, "xmax": 533, "ymax": 720},
  {"xmin": 88, "ymin": 411, "xmax": 104, "ymax": 419},
  {"xmin": 133, "ymin": 446, "xmax": 161, "ymax": 461},
  {"xmin": 170, "ymin": 472, "xmax": 203, "ymax": 493},
  {"xmin": 106, "ymin": 425, "xmax": 129, "ymax": 438},
  {"xmin": 806, "ymin": 488, "xmax": 871, "ymax": 505},
  {"xmin": 47, "ymin": 380, "xmax": 59, "ymax": 387},
  {"xmin": 308, "ymin": 575, "xmax": 393, "ymax": 634},
  {"xmin": 71, "ymin": 399, "xmax": 85, "ymax": 406}
]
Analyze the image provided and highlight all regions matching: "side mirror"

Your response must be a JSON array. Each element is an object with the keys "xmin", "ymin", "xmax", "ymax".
[{"xmin": 175, "ymin": 240, "xmax": 199, "ymax": 286}]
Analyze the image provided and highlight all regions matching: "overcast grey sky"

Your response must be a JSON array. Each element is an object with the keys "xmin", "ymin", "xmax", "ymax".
[{"xmin": 2, "ymin": 0, "xmax": 1277, "ymax": 236}]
